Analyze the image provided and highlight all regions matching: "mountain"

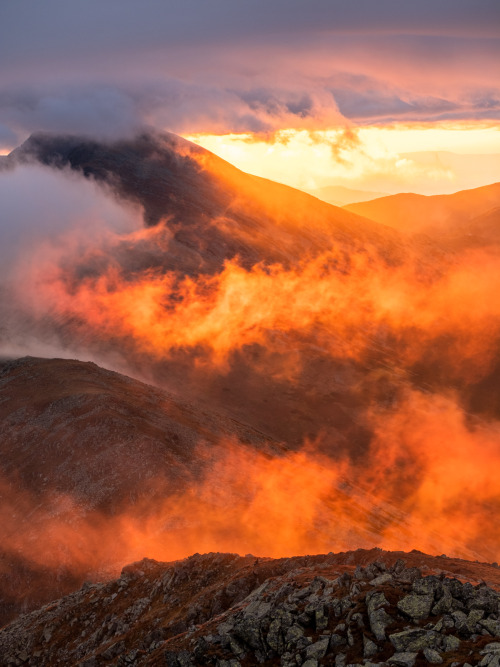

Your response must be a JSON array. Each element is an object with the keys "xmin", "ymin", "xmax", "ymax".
[
  {"xmin": 0, "ymin": 132, "xmax": 416, "ymax": 452},
  {"xmin": 307, "ymin": 185, "xmax": 389, "ymax": 206},
  {"xmin": 344, "ymin": 182, "xmax": 500, "ymax": 242},
  {"xmin": 8, "ymin": 132, "xmax": 403, "ymax": 276},
  {"xmin": 2, "ymin": 131, "xmax": 500, "ymax": 644},
  {"xmin": 0, "ymin": 355, "xmax": 282, "ymax": 626},
  {"xmin": 0, "ymin": 356, "xmax": 495, "ymax": 629},
  {"xmin": 1, "ymin": 548, "xmax": 500, "ymax": 666}
]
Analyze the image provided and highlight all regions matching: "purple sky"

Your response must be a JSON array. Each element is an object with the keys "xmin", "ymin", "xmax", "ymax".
[{"xmin": 1, "ymin": 0, "xmax": 499, "ymax": 146}]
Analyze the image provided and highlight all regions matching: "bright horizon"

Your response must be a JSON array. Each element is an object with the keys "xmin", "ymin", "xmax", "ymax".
[{"xmin": 186, "ymin": 122, "xmax": 500, "ymax": 198}]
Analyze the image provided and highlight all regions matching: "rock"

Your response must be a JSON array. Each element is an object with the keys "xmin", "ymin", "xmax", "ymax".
[
  {"xmin": 389, "ymin": 629, "xmax": 439, "ymax": 652},
  {"xmin": 266, "ymin": 618, "xmax": 284, "ymax": 653},
  {"xmin": 330, "ymin": 633, "xmax": 346, "ymax": 647},
  {"xmin": 229, "ymin": 634, "xmax": 246, "ymax": 655},
  {"xmin": 232, "ymin": 615, "xmax": 264, "ymax": 652},
  {"xmin": 388, "ymin": 651, "xmax": 418, "ymax": 666},
  {"xmin": 481, "ymin": 618, "xmax": 500, "ymax": 636},
  {"xmin": 369, "ymin": 573, "xmax": 394, "ymax": 586},
  {"xmin": 244, "ymin": 599, "xmax": 271, "ymax": 619},
  {"xmin": 363, "ymin": 634, "xmax": 378, "ymax": 658},
  {"xmin": 397, "ymin": 593, "xmax": 434, "ymax": 620},
  {"xmin": 335, "ymin": 653, "xmax": 346, "ymax": 667},
  {"xmin": 480, "ymin": 643, "xmax": 500, "ymax": 654},
  {"xmin": 391, "ymin": 559, "xmax": 407, "ymax": 575},
  {"xmin": 413, "ymin": 577, "xmax": 442, "ymax": 598},
  {"xmin": 305, "ymin": 636, "xmax": 330, "ymax": 660},
  {"xmin": 366, "ymin": 590, "xmax": 394, "ymax": 641},
  {"xmin": 423, "ymin": 647, "xmax": 443, "ymax": 664},
  {"xmin": 302, "ymin": 660, "xmax": 318, "ymax": 667},
  {"xmin": 432, "ymin": 590, "xmax": 454, "ymax": 615},
  {"xmin": 442, "ymin": 635, "xmax": 460, "ymax": 652},
  {"xmin": 450, "ymin": 610, "xmax": 468, "ymax": 634},
  {"xmin": 465, "ymin": 608, "xmax": 484, "ymax": 633},
  {"xmin": 315, "ymin": 607, "xmax": 328, "ymax": 631},
  {"xmin": 285, "ymin": 624, "xmax": 305, "ymax": 648},
  {"xmin": 469, "ymin": 588, "xmax": 500, "ymax": 614},
  {"xmin": 396, "ymin": 568, "xmax": 421, "ymax": 585},
  {"xmin": 350, "ymin": 611, "xmax": 364, "ymax": 628}
]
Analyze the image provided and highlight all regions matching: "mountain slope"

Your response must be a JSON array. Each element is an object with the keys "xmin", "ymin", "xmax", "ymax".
[
  {"xmin": 308, "ymin": 184, "xmax": 388, "ymax": 206},
  {"xmin": 344, "ymin": 182, "xmax": 500, "ymax": 240},
  {"xmin": 0, "ymin": 356, "xmax": 283, "ymax": 626},
  {"xmin": 2, "ymin": 549, "xmax": 500, "ymax": 666},
  {"xmin": 8, "ymin": 132, "xmax": 404, "ymax": 276}
]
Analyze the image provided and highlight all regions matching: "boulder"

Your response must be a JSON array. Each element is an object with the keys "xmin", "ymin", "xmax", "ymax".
[
  {"xmin": 388, "ymin": 651, "xmax": 418, "ymax": 666},
  {"xmin": 397, "ymin": 593, "xmax": 434, "ymax": 621},
  {"xmin": 366, "ymin": 590, "xmax": 394, "ymax": 641},
  {"xmin": 423, "ymin": 647, "xmax": 443, "ymax": 664},
  {"xmin": 389, "ymin": 629, "xmax": 439, "ymax": 652}
]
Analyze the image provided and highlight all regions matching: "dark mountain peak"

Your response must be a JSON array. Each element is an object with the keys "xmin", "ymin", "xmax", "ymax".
[{"xmin": 8, "ymin": 130, "xmax": 405, "ymax": 276}]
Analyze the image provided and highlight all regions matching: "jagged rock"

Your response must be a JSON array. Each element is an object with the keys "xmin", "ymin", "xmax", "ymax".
[
  {"xmin": 369, "ymin": 573, "xmax": 394, "ymax": 586},
  {"xmin": 423, "ymin": 647, "xmax": 443, "ymax": 664},
  {"xmin": 479, "ymin": 657, "xmax": 500, "ymax": 667},
  {"xmin": 285, "ymin": 623, "xmax": 305, "ymax": 648},
  {"xmin": 413, "ymin": 576, "xmax": 442, "ymax": 598},
  {"xmin": 482, "ymin": 619, "xmax": 500, "ymax": 636},
  {"xmin": 388, "ymin": 651, "xmax": 418, "ymax": 666},
  {"xmin": 466, "ymin": 608, "xmax": 484, "ymax": 632},
  {"xmin": 232, "ymin": 615, "xmax": 264, "ymax": 652},
  {"xmin": 1, "ymin": 553, "xmax": 500, "ymax": 666},
  {"xmin": 443, "ymin": 635, "xmax": 460, "ymax": 652},
  {"xmin": 330, "ymin": 632, "xmax": 346, "ymax": 647},
  {"xmin": 335, "ymin": 653, "xmax": 346, "ymax": 667},
  {"xmin": 391, "ymin": 559, "xmax": 407, "ymax": 575},
  {"xmin": 363, "ymin": 634, "xmax": 378, "ymax": 658},
  {"xmin": 389, "ymin": 629, "xmax": 439, "ymax": 652},
  {"xmin": 314, "ymin": 606, "xmax": 329, "ymax": 631},
  {"xmin": 305, "ymin": 636, "xmax": 330, "ymax": 660},
  {"xmin": 396, "ymin": 568, "xmax": 421, "ymax": 585},
  {"xmin": 481, "ymin": 643, "xmax": 500, "ymax": 654},
  {"xmin": 228, "ymin": 633, "xmax": 246, "ymax": 655},
  {"xmin": 469, "ymin": 588, "xmax": 500, "ymax": 614},
  {"xmin": 366, "ymin": 590, "xmax": 394, "ymax": 641},
  {"xmin": 350, "ymin": 611, "xmax": 364, "ymax": 628},
  {"xmin": 302, "ymin": 660, "xmax": 319, "ymax": 667},
  {"xmin": 432, "ymin": 589, "xmax": 454, "ymax": 615},
  {"xmin": 266, "ymin": 618, "xmax": 284, "ymax": 653},
  {"xmin": 451, "ymin": 609, "xmax": 468, "ymax": 634},
  {"xmin": 397, "ymin": 593, "xmax": 434, "ymax": 620}
]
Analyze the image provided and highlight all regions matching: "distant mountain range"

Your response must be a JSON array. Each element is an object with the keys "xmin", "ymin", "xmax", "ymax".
[
  {"xmin": 344, "ymin": 181, "xmax": 500, "ymax": 242},
  {"xmin": 307, "ymin": 185, "xmax": 388, "ymax": 207}
]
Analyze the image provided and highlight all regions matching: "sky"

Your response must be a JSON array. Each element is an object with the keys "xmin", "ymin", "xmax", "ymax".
[{"xmin": 1, "ymin": 0, "xmax": 500, "ymax": 194}]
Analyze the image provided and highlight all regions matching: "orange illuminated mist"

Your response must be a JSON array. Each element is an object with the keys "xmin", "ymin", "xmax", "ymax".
[{"xmin": 3, "ymin": 129, "xmax": 500, "ymax": 583}]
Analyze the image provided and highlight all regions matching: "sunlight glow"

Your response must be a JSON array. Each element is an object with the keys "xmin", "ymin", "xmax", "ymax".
[{"xmin": 185, "ymin": 123, "xmax": 500, "ymax": 198}]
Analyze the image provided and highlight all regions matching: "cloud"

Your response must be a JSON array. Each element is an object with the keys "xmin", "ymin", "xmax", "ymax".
[
  {"xmin": 0, "ymin": 1, "xmax": 498, "ymax": 141},
  {"xmin": 0, "ymin": 163, "xmax": 141, "ymax": 279}
]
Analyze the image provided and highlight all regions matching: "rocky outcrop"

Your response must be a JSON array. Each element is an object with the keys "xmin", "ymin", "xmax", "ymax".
[{"xmin": 1, "ymin": 550, "xmax": 500, "ymax": 666}]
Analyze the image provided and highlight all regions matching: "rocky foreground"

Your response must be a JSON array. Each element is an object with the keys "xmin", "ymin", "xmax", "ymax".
[{"xmin": 1, "ymin": 550, "xmax": 500, "ymax": 666}]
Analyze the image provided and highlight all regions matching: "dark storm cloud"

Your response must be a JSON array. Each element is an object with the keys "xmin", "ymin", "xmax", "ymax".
[{"xmin": 0, "ymin": 0, "xmax": 499, "ymax": 140}]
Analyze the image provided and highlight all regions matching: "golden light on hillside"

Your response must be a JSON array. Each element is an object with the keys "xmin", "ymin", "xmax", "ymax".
[{"xmin": 185, "ymin": 122, "xmax": 500, "ymax": 197}]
